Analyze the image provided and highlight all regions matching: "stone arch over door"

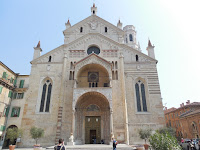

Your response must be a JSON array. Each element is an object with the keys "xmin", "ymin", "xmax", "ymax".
[
  {"xmin": 74, "ymin": 54, "xmax": 112, "ymax": 83},
  {"xmin": 74, "ymin": 92, "xmax": 111, "ymax": 144}
]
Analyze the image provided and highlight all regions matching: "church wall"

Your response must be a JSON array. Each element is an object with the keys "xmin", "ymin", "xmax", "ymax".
[
  {"xmin": 124, "ymin": 63, "xmax": 165, "ymax": 144},
  {"xmin": 20, "ymin": 63, "xmax": 65, "ymax": 147}
]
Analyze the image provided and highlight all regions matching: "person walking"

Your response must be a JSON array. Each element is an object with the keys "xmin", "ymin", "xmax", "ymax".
[
  {"xmin": 54, "ymin": 139, "xmax": 66, "ymax": 150},
  {"xmin": 112, "ymin": 138, "xmax": 117, "ymax": 150}
]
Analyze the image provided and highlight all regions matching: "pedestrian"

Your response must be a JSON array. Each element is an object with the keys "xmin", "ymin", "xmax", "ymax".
[
  {"xmin": 112, "ymin": 138, "xmax": 117, "ymax": 150},
  {"xmin": 54, "ymin": 139, "xmax": 66, "ymax": 150}
]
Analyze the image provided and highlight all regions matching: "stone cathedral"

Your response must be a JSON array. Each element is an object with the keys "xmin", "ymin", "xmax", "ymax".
[{"xmin": 6, "ymin": 4, "xmax": 165, "ymax": 147}]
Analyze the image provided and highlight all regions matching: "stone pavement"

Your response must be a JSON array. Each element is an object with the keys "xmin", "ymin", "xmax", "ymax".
[{"xmin": 2, "ymin": 144, "xmax": 136, "ymax": 150}]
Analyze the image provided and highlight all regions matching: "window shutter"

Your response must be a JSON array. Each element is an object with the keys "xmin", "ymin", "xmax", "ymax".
[
  {"xmin": 11, "ymin": 91, "xmax": 13, "ymax": 98},
  {"xmin": 2, "ymin": 72, "xmax": 6, "ymax": 78},
  {"xmin": 14, "ymin": 79, "xmax": 17, "ymax": 86},
  {"xmin": 10, "ymin": 77, "xmax": 13, "ymax": 83},
  {"xmin": 5, "ymin": 74, "xmax": 8, "ymax": 80},
  {"xmin": 22, "ymin": 93, "xmax": 24, "ymax": 99},
  {"xmin": 17, "ymin": 108, "xmax": 21, "ymax": 117},
  {"xmin": 11, "ymin": 108, "xmax": 15, "ymax": 117},
  {"xmin": 0, "ymin": 86, "xmax": 3, "ymax": 94},
  {"xmin": 19, "ymin": 80, "xmax": 25, "ymax": 88},
  {"xmin": 8, "ymin": 91, "xmax": 11, "ymax": 97},
  {"xmin": 5, "ymin": 106, "xmax": 10, "ymax": 117},
  {"xmin": 13, "ymin": 93, "xmax": 17, "ymax": 99}
]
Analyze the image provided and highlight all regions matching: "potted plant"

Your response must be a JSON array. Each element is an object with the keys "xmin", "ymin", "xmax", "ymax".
[
  {"xmin": 30, "ymin": 127, "xmax": 44, "ymax": 150},
  {"xmin": 138, "ymin": 128, "xmax": 152, "ymax": 150},
  {"xmin": 5, "ymin": 128, "xmax": 23, "ymax": 150}
]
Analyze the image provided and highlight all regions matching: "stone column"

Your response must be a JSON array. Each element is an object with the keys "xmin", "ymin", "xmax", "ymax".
[
  {"xmin": 119, "ymin": 53, "xmax": 129, "ymax": 145},
  {"xmin": 67, "ymin": 110, "xmax": 75, "ymax": 145},
  {"xmin": 110, "ymin": 109, "xmax": 114, "ymax": 145}
]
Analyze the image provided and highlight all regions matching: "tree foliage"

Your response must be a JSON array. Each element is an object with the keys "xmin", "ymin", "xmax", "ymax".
[
  {"xmin": 157, "ymin": 127, "xmax": 176, "ymax": 137},
  {"xmin": 6, "ymin": 128, "xmax": 23, "ymax": 145},
  {"xmin": 138, "ymin": 128, "xmax": 152, "ymax": 143},
  {"xmin": 149, "ymin": 131, "xmax": 182, "ymax": 150},
  {"xmin": 30, "ymin": 127, "xmax": 44, "ymax": 144}
]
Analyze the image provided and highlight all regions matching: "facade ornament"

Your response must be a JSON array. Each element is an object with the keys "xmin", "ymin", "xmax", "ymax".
[{"xmin": 90, "ymin": 21, "xmax": 98, "ymax": 30}]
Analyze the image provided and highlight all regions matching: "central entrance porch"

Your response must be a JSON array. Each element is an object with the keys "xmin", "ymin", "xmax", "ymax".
[
  {"xmin": 74, "ymin": 92, "xmax": 111, "ymax": 144},
  {"xmin": 85, "ymin": 116, "xmax": 101, "ymax": 144}
]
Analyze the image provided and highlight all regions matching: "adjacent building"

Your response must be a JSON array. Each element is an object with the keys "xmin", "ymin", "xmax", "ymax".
[
  {"xmin": 2, "ymin": 4, "xmax": 165, "ymax": 147},
  {"xmin": 164, "ymin": 100, "xmax": 200, "ymax": 139},
  {"xmin": 0, "ymin": 62, "xmax": 17, "ymax": 145}
]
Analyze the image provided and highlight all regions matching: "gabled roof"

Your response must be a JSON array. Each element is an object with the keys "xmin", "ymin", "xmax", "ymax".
[
  {"xmin": 74, "ymin": 53, "xmax": 112, "ymax": 67},
  {"xmin": 180, "ymin": 109, "xmax": 200, "ymax": 118},
  {"xmin": 31, "ymin": 32, "xmax": 157, "ymax": 64},
  {"xmin": 165, "ymin": 102, "xmax": 200, "ymax": 114},
  {"xmin": 63, "ymin": 15, "xmax": 124, "ymax": 35}
]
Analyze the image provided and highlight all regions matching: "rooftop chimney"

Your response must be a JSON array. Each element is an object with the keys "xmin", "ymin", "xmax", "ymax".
[{"xmin": 186, "ymin": 100, "xmax": 190, "ymax": 105}]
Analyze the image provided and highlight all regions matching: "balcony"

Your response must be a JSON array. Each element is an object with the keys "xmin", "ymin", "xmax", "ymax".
[{"xmin": 0, "ymin": 78, "xmax": 15, "ymax": 90}]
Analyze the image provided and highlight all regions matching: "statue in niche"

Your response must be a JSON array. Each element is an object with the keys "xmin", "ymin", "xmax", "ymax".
[{"xmin": 87, "ymin": 104, "xmax": 100, "ymax": 112}]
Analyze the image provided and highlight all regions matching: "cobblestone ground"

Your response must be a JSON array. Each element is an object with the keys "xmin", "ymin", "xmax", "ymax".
[{"xmin": 3, "ymin": 144, "xmax": 136, "ymax": 150}]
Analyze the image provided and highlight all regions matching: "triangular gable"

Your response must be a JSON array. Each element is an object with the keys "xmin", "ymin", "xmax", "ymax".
[
  {"xmin": 63, "ymin": 15, "xmax": 124, "ymax": 34},
  {"xmin": 74, "ymin": 53, "xmax": 112, "ymax": 67}
]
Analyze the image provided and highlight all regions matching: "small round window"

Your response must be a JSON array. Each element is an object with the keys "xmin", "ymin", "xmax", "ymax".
[{"xmin": 87, "ymin": 46, "xmax": 100, "ymax": 55}]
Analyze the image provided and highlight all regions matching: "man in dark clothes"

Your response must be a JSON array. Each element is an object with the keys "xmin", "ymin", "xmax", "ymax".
[
  {"xmin": 54, "ymin": 139, "xmax": 65, "ymax": 150},
  {"xmin": 112, "ymin": 138, "xmax": 117, "ymax": 150}
]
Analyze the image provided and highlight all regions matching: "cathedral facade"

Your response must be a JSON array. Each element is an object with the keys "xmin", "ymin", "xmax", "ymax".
[{"xmin": 6, "ymin": 4, "xmax": 165, "ymax": 147}]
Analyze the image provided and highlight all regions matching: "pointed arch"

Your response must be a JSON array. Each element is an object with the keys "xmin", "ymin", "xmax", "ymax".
[
  {"xmin": 134, "ymin": 78, "xmax": 148, "ymax": 112},
  {"xmin": 39, "ymin": 78, "xmax": 53, "ymax": 112}
]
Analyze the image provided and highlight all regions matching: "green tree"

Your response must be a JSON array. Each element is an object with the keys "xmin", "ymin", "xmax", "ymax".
[
  {"xmin": 157, "ymin": 127, "xmax": 176, "ymax": 137},
  {"xmin": 149, "ymin": 131, "xmax": 182, "ymax": 150},
  {"xmin": 6, "ymin": 128, "xmax": 23, "ymax": 145},
  {"xmin": 138, "ymin": 128, "xmax": 152, "ymax": 144},
  {"xmin": 30, "ymin": 127, "xmax": 44, "ymax": 145}
]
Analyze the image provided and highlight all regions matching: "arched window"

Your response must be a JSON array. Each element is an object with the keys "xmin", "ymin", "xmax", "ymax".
[
  {"xmin": 48, "ymin": 56, "xmax": 52, "ymax": 62},
  {"xmin": 112, "ymin": 71, "xmax": 115, "ymax": 80},
  {"xmin": 105, "ymin": 27, "xmax": 107, "ymax": 33},
  {"xmin": 115, "ymin": 71, "xmax": 118, "ymax": 80},
  {"xmin": 93, "ymin": 10, "xmax": 95, "ymax": 14},
  {"xmin": 129, "ymin": 34, "xmax": 133, "ymax": 41},
  {"xmin": 136, "ymin": 55, "xmax": 139, "ymax": 61},
  {"xmin": 135, "ymin": 80, "xmax": 147, "ymax": 112},
  {"xmin": 80, "ymin": 27, "xmax": 83, "ymax": 33},
  {"xmin": 115, "ymin": 61, "xmax": 118, "ymax": 69},
  {"xmin": 40, "ymin": 79, "xmax": 52, "ymax": 112}
]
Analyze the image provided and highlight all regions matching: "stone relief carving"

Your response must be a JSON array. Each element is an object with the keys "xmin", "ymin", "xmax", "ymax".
[
  {"xmin": 89, "ymin": 20, "xmax": 98, "ymax": 30},
  {"xmin": 87, "ymin": 105, "xmax": 100, "ymax": 112}
]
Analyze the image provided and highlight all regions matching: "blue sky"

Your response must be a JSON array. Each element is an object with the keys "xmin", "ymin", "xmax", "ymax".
[{"xmin": 0, "ymin": 0, "xmax": 200, "ymax": 108}]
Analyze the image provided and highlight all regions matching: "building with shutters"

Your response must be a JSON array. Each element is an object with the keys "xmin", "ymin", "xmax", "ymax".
[
  {"xmin": 0, "ymin": 61, "xmax": 29, "ymax": 148},
  {"xmin": 3, "ymin": 4, "xmax": 165, "ymax": 147}
]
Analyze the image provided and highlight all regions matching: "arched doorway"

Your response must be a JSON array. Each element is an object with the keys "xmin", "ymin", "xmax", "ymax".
[
  {"xmin": 3, "ymin": 125, "xmax": 18, "ymax": 148},
  {"xmin": 75, "ymin": 92, "xmax": 110, "ymax": 144}
]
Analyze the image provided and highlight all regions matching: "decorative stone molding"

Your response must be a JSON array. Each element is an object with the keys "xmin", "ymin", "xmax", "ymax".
[
  {"xmin": 73, "ymin": 88, "xmax": 112, "ymax": 111},
  {"xmin": 74, "ymin": 54, "xmax": 112, "ymax": 80}
]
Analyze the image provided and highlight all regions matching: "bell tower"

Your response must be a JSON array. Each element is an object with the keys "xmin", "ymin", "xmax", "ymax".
[{"xmin": 91, "ymin": 3, "xmax": 97, "ymax": 15}]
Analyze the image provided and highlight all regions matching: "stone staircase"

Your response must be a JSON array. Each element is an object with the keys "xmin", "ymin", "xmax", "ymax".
[{"xmin": 55, "ymin": 106, "xmax": 63, "ymax": 144}]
